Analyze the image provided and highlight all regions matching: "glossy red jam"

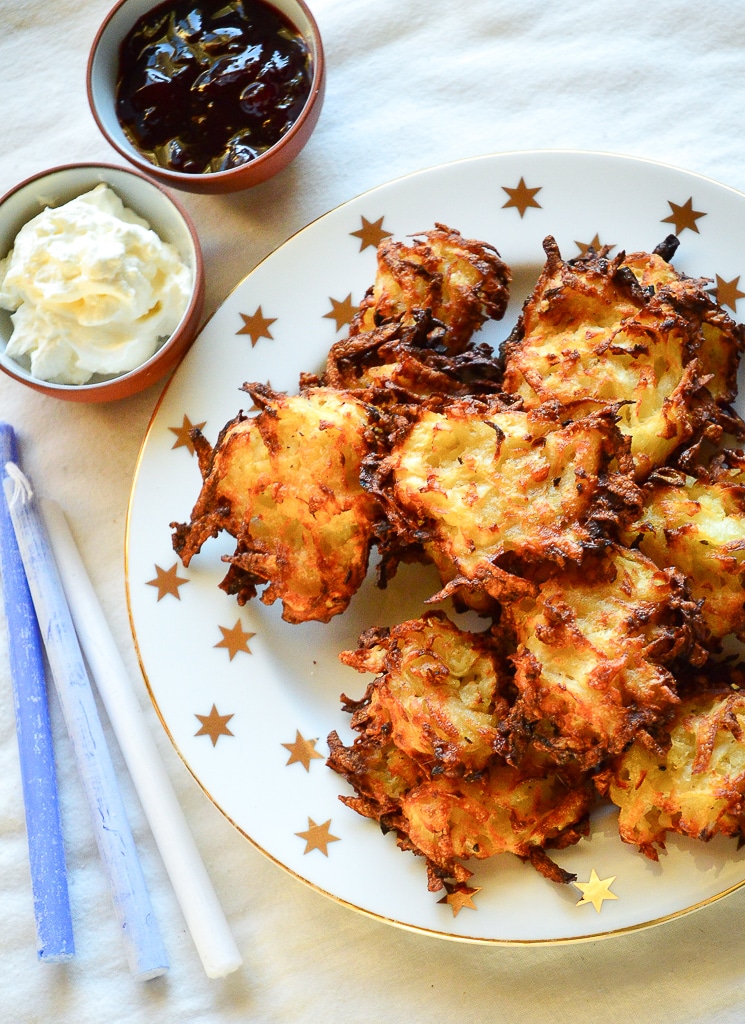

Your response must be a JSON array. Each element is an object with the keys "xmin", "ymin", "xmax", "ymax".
[{"xmin": 115, "ymin": 0, "xmax": 312, "ymax": 174}]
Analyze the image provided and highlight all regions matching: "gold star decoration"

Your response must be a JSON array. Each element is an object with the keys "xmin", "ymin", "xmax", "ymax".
[
  {"xmin": 194, "ymin": 705, "xmax": 235, "ymax": 746},
  {"xmin": 146, "ymin": 563, "xmax": 190, "ymax": 601},
  {"xmin": 323, "ymin": 293, "xmax": 358, "ymax": 332},
  {"xmin": 437, "ymin": 883, "xmax": 481, "ymax": 917},
  {"xmin": 712, "ymin": 274, "xmax": 745, "ymax": 312},
  {"xmin": 662, "ymin": 197, "xmax": 706, "ymax": 235},
  {"xmin": 282, "ymin": 731, "xmax": 324, "ymax": 771},
  {"xmin": 214, "ymin": 620, "xmax": 256, "ymax": 660},
  {"xmin": 168, "ymin": 414, "xmax": 206, "ymax": 455},
  {"xmin": 295, "ymin": 817, "xmax": 340, "ymax": 856},
  {"xmin": 501, "ymin": 177, "xmax": 542, "ymax": 218},
  {"xmin": 573, "ymin": 869, "xmax": 619, "ymax": 913},
  {"xmin": 575, "ymin": 234, "xmax": 614, "ymax": 257},
  {"xmin": 237, "ymin": 307, "xmax": 277, "ymax": 346},
  {"xmin": 350, "ymin": 215, "xmax": 392, "ymax": 251}
]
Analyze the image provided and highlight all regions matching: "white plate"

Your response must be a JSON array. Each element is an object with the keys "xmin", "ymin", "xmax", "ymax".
[{"xmin": 127, "ymin": 151, "xmax": 745, "ymax": 943}]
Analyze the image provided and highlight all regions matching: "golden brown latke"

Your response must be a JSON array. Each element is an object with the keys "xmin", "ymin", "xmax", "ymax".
[
  {"xmin": 327, "ymin": 613, "xmax": 593, "ymax": 890},
  {"xmin": 350, "ymin": 223, "xmax": 511, "ymax": 354},
  {"xmin": 303, "ymin": 223, "xmax": 511, "ymax": 400},
  {"xmin": 327, "ymin": 736, "xmax": 593, "ymax": 890},
  {"xmin": 620, "ymin": 456, "xmax": 745, "ymax": 642},
  {"xmin": 337, "ymin": 612, "xmax": 512, "ymax": 774},
  {"xmin": 366, "ymin": 398, "xmax": 639, "ymax": 608},
  {"xmin": 171, "ymin": 385, "xmax": 381, "ymax": 624},
  {"xmin": 598, "ymin": 685, "xmax": 745, "ymax": 859},
  {"xmin": 501, "ymin": 544, "xmax": 709, "ymax": 771},
  {"xmin": 501, "ymin": 236, "xmax": 744, "ymax": 479}
]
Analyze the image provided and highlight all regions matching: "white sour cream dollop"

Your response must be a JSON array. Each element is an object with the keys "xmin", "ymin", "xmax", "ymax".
[{"xmin": 0, "ymin": 183, "xmax": 193, "ymax": 384}]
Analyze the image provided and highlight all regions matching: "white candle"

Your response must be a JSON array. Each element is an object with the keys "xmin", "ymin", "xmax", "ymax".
[
  {"xmin": 41, "ymin": 498, "xmax": 243, "ymax": 980},
  {"xmin": 3, "ymin": 466, "xmax": 169, "ymax": 981}
]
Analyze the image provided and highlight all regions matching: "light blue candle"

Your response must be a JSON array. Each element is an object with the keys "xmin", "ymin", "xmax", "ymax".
[
  {"xmin": 42, "ymin": 498, "xmax": 242, "ymax": 979},
  {"xmin": 3, "ymin": 461, "xmax": 169, "ymax": 981},
  {"xmin": 0, "ymin": 424, "xmax": 74, "ymax": 962}
]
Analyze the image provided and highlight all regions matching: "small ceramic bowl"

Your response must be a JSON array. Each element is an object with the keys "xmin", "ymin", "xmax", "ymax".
[
  {"xmin": 87, "ymin": 0, "xmax": 326, "ymax": 195},
  {"xmin": 0, "ymin": 163, "xmax": 204, "ymax": 403}
]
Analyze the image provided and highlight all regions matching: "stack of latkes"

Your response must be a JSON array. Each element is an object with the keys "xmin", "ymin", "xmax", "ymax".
[{"xmin": 173, "ymin": 224, "xmax": 745, "ymax": 893}]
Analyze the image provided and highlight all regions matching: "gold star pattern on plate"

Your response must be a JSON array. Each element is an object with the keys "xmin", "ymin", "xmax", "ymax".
[
  {"xmin": 146, "ymin": 563, "xmax": 190, "ymax": 601},
  {"xmin": 295, "ymin": 817, "xmax": 340, "ymax": 856},
  {"xmin": 282, "ymin": 731, "xmax": 324, "ymax": 771},
  {"xmin": 661, "ymin": 197, "xmax": 706, "ymax": 235},
  {"xmin": 323, "ymin": 293, "xmax": 358, "ymax": 332},
  {"xmin": 168, "ymin": 414, "xmax": 206, "ymax": 456},
  {"xmin": 711, "ymin": 274, "xmax": 745, "ymax": 312},
  {"xmin": 194, "ymin": 705, "xmax": 235, "ymax": 746},
  {"xmin": 573, "ymin": 869, "xmax": 619, "ymax": 913},
  {"xmin": 214, "ymin": 620, "xmax": 256, "ymax": 660},
  {"xmin": 575, "ymin": 234, "xmax": 614, "ymax": 257},
  {"xmin": 237, "ymin": 307, "xmax": 277, "ymax": 346},
  {"xmin": 350, "ymin": 215, "xmax": 392, "ymax": 251},
  {"xmin": 501, "ymin": 177, "xmax": 542, "ymax": 218},
  {"xmin": 437, "ymin": 884, "xmax": 481, "ymax": 917}
]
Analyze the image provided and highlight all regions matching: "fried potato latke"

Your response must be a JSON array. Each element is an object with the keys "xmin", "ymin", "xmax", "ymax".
[
  {"xmin": 350, "ymin": 223, "xmax": 511, "ymax": 353},
  {"xmin": 337, "ymin": 612, "xmax": 512, "ymax": 773},
  {"xmin": 501, "ymin": 237, "xmax": 744, "ymax": 479},
  {"xmin": 621, "ymin": 460, "xmax": 745, "ymax": 641},
  {"xmin": 171, "ymin": 385, "xmax": 381, "ymax": 623},
  {"xmin": 502, "ymin": 545, "xmax": 708, "ymax": 770},
  {"xmin": 304, "ymin": 223, "xmax": 511, "ymax": 399},
  {"xmin": 368, "ymin": 399, "xmax": 638, "ymax": 607},
  {"xmin": 327, "ymin": 613, "xmax": 593, "ymax": 889},
  {"xmin": 599, "ymin": 687, "xmax": 745, "ymax": 859}
]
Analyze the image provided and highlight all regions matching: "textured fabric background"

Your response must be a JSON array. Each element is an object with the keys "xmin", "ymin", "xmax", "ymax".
[{"xmin": 2, "ymin": 1, "xmax": 745, "ymax": 1021}]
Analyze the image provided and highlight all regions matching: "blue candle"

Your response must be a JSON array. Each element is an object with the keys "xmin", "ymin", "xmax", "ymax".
[
  {"xmin": 3, "ymin": 457, "xmax": 169, "ymax": 980},
  {"xmin": 0, "ymin": 424, "xmax": 74, "ymax": 962}
]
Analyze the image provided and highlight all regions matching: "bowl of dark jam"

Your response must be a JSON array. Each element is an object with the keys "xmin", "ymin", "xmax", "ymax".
[{"xmin": 87, "ymin": 0, "xmax": 325, "ymax": 194}]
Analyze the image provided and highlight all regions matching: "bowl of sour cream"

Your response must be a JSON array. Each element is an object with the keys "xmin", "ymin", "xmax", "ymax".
[{"xmin": 0, "ymin": 163, "xmax": 204, "ymax": 402}]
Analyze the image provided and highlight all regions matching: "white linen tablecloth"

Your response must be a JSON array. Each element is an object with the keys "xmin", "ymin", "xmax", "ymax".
[{"xmin": 3, "ymin": 1, "xmax": 745, "ymax": 1020}]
